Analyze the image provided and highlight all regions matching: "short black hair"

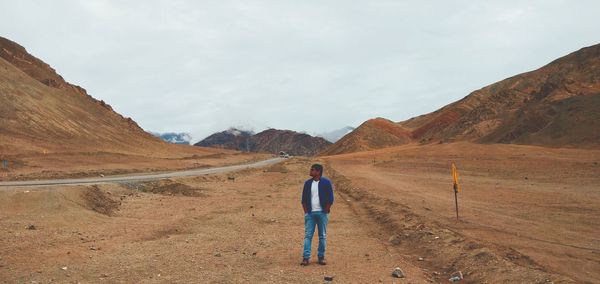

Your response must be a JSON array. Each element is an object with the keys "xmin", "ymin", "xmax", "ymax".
[{"xmin": 311, "ymin": 164, "xmax": 323, "ymax": 175}]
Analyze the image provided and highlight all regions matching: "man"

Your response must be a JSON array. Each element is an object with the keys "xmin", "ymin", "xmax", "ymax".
[{"xmin": 300, "ymin": 163, "xmax": 334, "ymax": 266}]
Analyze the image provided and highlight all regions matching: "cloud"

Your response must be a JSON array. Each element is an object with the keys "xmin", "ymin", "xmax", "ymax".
[{"xmin": 1, "ymin": 0, "xmax": 599, "ymax": 142}]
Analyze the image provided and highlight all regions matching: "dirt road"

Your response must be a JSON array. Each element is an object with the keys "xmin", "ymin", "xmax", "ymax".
[{"xmin": 0, "ymin": 158, "xmax": 283, "ymax": 187}]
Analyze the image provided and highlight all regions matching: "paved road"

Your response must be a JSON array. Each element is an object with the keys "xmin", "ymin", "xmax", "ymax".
[{"xmin": 0, "ymin": 157, "xmax": 284, "ymax": 187}]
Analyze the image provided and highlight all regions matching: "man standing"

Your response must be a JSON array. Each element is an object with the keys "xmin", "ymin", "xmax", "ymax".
[{"xmin": 301, "ymin": 164, "xmax": 334, "ymax": 266}]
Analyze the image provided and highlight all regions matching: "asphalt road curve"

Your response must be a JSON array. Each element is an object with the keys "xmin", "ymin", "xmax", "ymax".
[{"xmin": 0, "ymin": 157, "xmax": 284, "ymax": 187}]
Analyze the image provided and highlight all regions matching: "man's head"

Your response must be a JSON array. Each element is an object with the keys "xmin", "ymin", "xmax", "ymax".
[{"xmin": 310, "ymin": 164, "xmax": 323, "ymax": 179}]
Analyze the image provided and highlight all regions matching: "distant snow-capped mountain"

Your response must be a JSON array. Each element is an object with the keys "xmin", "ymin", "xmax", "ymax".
[{"xmin": 151, "ymin": 132, "xmax": 193, "ymax": 145}]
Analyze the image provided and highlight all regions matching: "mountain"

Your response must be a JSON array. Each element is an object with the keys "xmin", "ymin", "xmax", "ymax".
[
  {"xmin": 0, "ymin": 36, "xmax": 170, "ymax": 155},
  {"xmin": 317, "ymin": 126, "xmax": 355, "ymax": 142},
  {"xmin": 320, "ymin": 118, "xmax": 412, "ymax": 156},
  {"xmin": 321, "ymin": 43, "xmax": 600, "ymax": 155},
  {"xmin": 194, "ymin": 128, "xmax": 254, "ymax": 151},
  {"xmin": 249, "ymin": 129, "xmax": 331, "ymax": 156},
  {"xmin": 195, "ymin": 128, "xmax": 331, "ymax": 156},
  {"xmin": 401, "ymin": 43, "xmax": 600, "ymax": 146},
  {"xmin": 151, "ymin": 132, "xmax": 193, "ymax": 145}
]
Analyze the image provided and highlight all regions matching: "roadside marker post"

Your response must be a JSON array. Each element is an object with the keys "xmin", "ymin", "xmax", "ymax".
[{"xmin": 451, "ymin": 162, "xmax": 460, "ymax": 220}]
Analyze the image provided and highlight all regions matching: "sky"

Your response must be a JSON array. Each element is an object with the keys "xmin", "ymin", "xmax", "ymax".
[{"xmin": 1, "ymin": 1, "xmax": 599, "ymax": 142}]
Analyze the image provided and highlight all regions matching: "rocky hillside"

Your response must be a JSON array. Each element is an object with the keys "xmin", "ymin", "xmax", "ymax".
[
  {"xmin": 321, "ymin": 43, "xmax": 600, "ymax": 155},
  {"xmin": 194, "ymin": 128, "xmax": 254, "ymax": 151},
  {"xmin": 195, "ymin": 128, "xmax": 331, "ymax": 156},
  {"xmin": 401, "ymin": 43, "xmax": 600, "ymax": 147},
  {"xmin": 320, "ymin": 118, "xmax": 411, "ymax": 156},
  {"xmin": 0, "ymin": 36, "xmax": 171, "ymax": 155}
]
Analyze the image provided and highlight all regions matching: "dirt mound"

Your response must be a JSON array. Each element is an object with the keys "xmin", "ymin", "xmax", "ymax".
[
  {"xmin": 81, "ymin": 185, "xmax": 120, "ymax": 216},
  {"xmin": 320, "ymin": 118, "xmax": 413, "ymax": 155},
  {"xmin": 125, "ymin": 179, "xmax": 207, "ymax": 197}
]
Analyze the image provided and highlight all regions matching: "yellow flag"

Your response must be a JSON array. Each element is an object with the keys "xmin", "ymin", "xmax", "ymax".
[{"xmin": 451, "ymin": 162, "xmax": 460, "ymax": 192}]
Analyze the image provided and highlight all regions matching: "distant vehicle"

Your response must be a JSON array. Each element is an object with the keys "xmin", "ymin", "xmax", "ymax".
[{"xmin": 279, "ymin": 151, "xmax": 290, "ymax": 158}]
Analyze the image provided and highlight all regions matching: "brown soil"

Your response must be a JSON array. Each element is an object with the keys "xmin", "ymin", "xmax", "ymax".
[
  {"xmin": 0, "ymin": 159, "xmax": 428, "ymax": 283},
  {"xmin": 81, "ymin": 185, "xmax": 121, "ymax": 216},
  {"xmin": 1, "ymin": 143, "xmax": 598, "ymax": 283},
  {"xmin": 124, "ymin": 179, "xmax": 208, "ymax": 197},
  {"xmin": 324, "ymin": 142, "xmax": 600, "ymax": 283}
]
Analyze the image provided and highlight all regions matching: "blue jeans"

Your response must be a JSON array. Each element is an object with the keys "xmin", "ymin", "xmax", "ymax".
[{"xmin": 303, "ymin": 211, "xmax": 329, "ymax": 259}]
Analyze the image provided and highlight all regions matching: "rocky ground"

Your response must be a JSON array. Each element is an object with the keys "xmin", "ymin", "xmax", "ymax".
[
  {"xmin": 0, "ymin": 158, "xmax": 427, "ymax": 283},
  {"xmin": 1, "ymin": 142, "xmax": 598, "ymax": 283},
  {"xmin": 325, "ymin": 142, "xmax": 600, "ymax": 283}
]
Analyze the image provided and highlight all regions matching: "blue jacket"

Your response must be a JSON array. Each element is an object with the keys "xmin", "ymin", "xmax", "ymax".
[{"xmin": 301, "ymin": 177, "xmax": 334, "ymax": 213}]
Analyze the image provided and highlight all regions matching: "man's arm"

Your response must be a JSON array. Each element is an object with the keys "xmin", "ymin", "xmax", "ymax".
[
  {"xmin": 301, "ymin": 183, "xmax": 308, "ymax": 214},
  {"xmin": 324, "ymin": 181, "xmax": 334, "ymax": 213}
]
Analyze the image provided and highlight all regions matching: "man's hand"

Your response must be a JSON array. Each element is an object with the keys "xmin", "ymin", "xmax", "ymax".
[{"xmin": 324, "ymin": 203, "xmax": 331, "ymax": 213}]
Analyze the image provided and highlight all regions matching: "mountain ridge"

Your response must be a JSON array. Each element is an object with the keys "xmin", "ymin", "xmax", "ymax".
[
  {"xmin": 195, "ymin": 128, "xmax": 330, "ymax": 156},
  {"xmin": 321, "ymin": 43, "xmax": 600, "ymax": 155}
]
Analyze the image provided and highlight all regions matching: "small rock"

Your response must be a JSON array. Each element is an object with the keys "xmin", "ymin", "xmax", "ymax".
[
  {"xmin": 391, "ymin": 267, "xmax": 405, "ymax": 278},
  {"xmin": 100, "ymin": 174, "xmax": 105, "ymax": 177},
  {"xmin": 214, "ymin": 252, "xmax": 221, "ymax": 257},
  {"xmin": 449, "ymin": 271, "xmax": 463, "ymax": 282},
  {"xmin": 26, "ymin": 224, "xmax": 36, "ymax": 230},
  {"xmin": 388, "ymin": 235, "xmax": 401, "ymax": 245},
  {"xmin": 418, "ymin": 257, "xmax": 424, "ymax": 261},
  {"xmin": 61, "ymin": 266, "xmax": 68, "ymax": 271},
  {"xmin": 324, "ymin": 275, "xmax": 334, "ymax": 281}
]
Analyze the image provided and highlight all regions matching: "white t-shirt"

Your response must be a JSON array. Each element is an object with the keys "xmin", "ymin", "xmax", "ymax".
[{"xmin": 311, "ymin": 180, "xmax": 322, "ymax": 212}]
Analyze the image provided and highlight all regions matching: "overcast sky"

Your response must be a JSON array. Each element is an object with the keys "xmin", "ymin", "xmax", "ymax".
[{"xmin": 1, "ymin": 1, "xmax": 599, "ymax": 142}]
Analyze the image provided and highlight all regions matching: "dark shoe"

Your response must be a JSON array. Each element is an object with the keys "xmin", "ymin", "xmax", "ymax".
[
  {"xmin": 318, "ymin": 257, "xmax": 327, "ymax": 265},
  {"xmin": 300, "ymin": 258, "xmax": 309, "ymax": 266}
]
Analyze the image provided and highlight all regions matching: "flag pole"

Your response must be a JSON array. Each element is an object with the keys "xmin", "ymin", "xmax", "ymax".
[
  {"xmin": 451, "ymin": 162, "xmax": 460, "ymax": 221},
  {"xmin": 453, "ymin": 183, "xmax": 459, "ymax": 220}
]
